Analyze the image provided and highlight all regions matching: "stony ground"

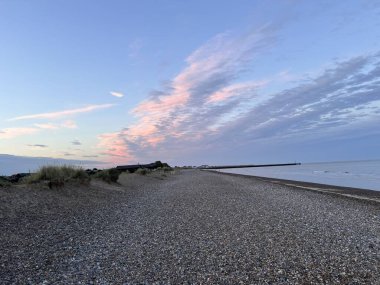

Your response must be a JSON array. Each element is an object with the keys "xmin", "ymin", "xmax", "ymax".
[{"xmin": 0, "ymin": 170, "xmax": 379, "ymax": 284}]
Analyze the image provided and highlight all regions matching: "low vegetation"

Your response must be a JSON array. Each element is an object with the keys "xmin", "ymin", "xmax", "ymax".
[
  {"xmin": 26, "ymin": 165, "xmax": 90, "ymax": 188},
  {"xmin": 93, "ymin": 168, "xmax": 121, "ymax": 183},
  {"xmin": 161, "ymin": 166, "xmax": 173, "ymax": 172},
  {"xmin": 2, "ymin": 161, "xmax": 174, "ymax": 189},
  {"xmin": 135, "ymin": 168, "xmax": 151, "ymax": 175},
  {"xmin": 0, "ymin": 176, "xmax": 11, "ymax": 187}
]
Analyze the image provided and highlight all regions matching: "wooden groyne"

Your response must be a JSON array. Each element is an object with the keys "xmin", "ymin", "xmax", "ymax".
[{"xmin": 200, "ymin": 163, "xmax": 300, "ymax": 170}]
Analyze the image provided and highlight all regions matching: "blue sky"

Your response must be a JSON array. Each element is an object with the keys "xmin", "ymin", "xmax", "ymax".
[{"xmin": 1, "ymin": 0, "xmax": 380, "ymax": 173}]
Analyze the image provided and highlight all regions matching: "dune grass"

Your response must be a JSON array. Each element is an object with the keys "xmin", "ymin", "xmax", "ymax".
[
  {"xmin": 4, "ymin": 162, "xmax": 174, "ymax": 188},
  {"xmin": 26, "ymin": 165, "xmax": 90, "ymax": 188}
]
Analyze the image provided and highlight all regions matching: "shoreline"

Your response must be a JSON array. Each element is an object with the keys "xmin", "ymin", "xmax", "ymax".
[{"xmin": 207, "ymin": 170, "xmax": 380, "ymax": 204}]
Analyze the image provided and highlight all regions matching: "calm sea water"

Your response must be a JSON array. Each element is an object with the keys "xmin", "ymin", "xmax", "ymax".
[{"xmin": 219, "ymin": 160, "xmax": 380, "ymax": 191}]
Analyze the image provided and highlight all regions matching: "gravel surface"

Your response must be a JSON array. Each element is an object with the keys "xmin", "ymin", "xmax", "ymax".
[{"xmin": 0, "ymin": 170, "xmax": 379, "ymax": 284}]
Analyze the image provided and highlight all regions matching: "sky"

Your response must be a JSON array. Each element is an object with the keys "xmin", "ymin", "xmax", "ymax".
[{"xmin": 1, "ymin": 0, "xmax": 380, "ymax": 174}]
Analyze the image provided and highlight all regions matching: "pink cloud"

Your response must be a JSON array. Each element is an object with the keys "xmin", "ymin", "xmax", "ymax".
[
  {"xmin": 128, "ymin": 121, "xmax": 158, "ymax": 138},
  {"xmin": 96, "ymin": 27, "xmax": 274, "ymax": 161},
  {"xmin": 0, "ymin": 127, "xmax": 39, "ymax": 139},
  {"xmin": 124, "ymin": 36, "xmax": 238, "ymax": 146},
  {"xmin": 145, "ymin": 136, "xmax": 165, "ymax": 146},
  {"xmin": 133, "ymin": 92, "xmax": 189, "ymax": 115},
  {"xmin": 97, "ymin": 131, "xmax": 135, "ymax": 163},
  {"xmin": 125, "ymin": 71, "xmax": 195, "ymax": 147},
  {"xmin": 206, "ymin": 81, "xmax": 268, "ymax": 104}
]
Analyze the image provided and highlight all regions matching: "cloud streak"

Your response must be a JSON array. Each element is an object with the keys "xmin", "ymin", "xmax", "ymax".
[
  {"xmin": 8, "ymin": 104, "xmax": 115, "ymax": 121},
  {"xmin": 110, "ymin": 91, "xmax": 124, "ymax": 98}
]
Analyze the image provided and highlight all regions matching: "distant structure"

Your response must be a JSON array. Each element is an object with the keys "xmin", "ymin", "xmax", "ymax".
[{"xmin": 116, "ymin": 161, "xmax": 169, "ymax": 172}]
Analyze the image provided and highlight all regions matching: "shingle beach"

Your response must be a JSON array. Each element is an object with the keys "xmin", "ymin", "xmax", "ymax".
[{"xmin": 1, "ymin": 170, "xmax": 379, "ymax": 284}]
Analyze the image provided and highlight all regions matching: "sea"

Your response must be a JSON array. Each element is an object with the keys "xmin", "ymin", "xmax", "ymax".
[{"xmin": 219, "ymin": 160, "xmax": 380, "ymax": 191}]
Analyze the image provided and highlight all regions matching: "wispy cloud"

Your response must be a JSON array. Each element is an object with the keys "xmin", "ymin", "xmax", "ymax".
[
  {"xmin": 34, "ymin": 120, "xmax": 78, "ymax": 129},
  {"xmin": 110, "ymin": 91, "xmax": 124, "ymax": 98},
  {"xmin": 8, "ymin": 104, "xmax": 115, "ymax": 121},
  {"xmin": 0, "ymin": 127, "xmax": 39, "ymax": 139},
  {"xmin": 34, "ymin": 123, "xmax": 59, "ymax": 130},
  {"xmin": 27, "ymin": 144, "xmax": 48, "ymax": 148}
]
